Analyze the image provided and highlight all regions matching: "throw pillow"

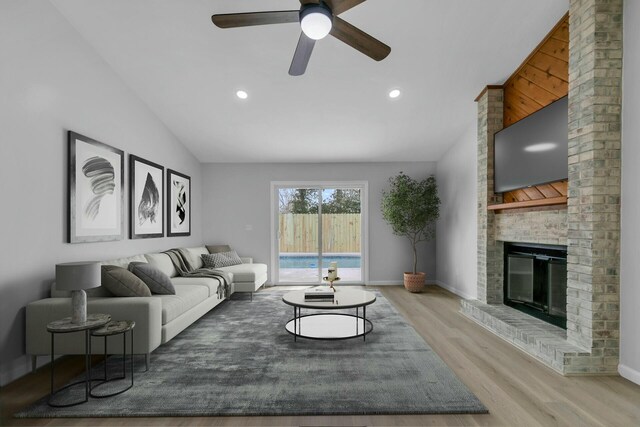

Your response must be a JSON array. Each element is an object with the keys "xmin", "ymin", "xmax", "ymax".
[
  {"xmin": 201, "ymin": 250, "xmax": 243, "ymax": 268},
  {"xmin": 101, "ymin": 265, "xmax": 151, "ymax": 297},
  {"xmin": 128, "ymin": 262, "xmax": 176, "ymax": 295},
  {"xmin": 206, "ymin": 244, "xmax": 232, "ymax": 254}
]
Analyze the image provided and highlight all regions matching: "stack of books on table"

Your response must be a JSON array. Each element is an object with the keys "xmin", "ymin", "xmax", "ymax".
[{"xmin": 304, "ymin": 287, "xmax": 335, "ymax": 301}]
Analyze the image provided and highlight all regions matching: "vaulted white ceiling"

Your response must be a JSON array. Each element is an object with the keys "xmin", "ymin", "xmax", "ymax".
[{"xmin": 51, "ymin": 0, "xmax": 568, "ymax": 163}]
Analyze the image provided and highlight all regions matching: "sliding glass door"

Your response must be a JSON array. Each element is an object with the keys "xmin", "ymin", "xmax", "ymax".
[
  {"xmin": 278, "ymin": 188, "xmax": 320, "ymax": 283},
  {"xmin": 272, "ymin": 182, "xmax": 367, "ymax": 285}
]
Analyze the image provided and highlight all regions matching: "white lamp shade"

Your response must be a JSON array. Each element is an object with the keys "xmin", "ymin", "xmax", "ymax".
[
  {"xmin": 56, "ymin": 262, "xmax": 101, "ymax": 291},
  {"xmin": 300, "ymin": 7, "xmax": 332, "ymax": 40}
]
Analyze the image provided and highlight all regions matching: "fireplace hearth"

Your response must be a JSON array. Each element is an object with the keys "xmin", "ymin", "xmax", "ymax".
[{"xmin": 504, "ymin": 243, "xmax": 567, "ymax": 329}]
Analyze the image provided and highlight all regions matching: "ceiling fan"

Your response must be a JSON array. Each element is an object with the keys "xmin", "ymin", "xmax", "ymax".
[{"xmin": 211, "ymin": 0, "xmax": 391, "ymax": 76}]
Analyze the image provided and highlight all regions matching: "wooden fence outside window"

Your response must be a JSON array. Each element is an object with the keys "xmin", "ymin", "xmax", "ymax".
[{"xmin": 279, "ymin": 213, "xmax": 361, "ymax": 253}]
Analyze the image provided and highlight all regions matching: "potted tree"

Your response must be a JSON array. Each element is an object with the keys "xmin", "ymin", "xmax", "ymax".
[{"xmin": 381, "ymin": 172, "xmax": 440, "ymax": 292}]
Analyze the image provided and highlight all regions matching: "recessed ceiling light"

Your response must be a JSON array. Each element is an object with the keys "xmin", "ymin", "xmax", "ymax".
[
  {"xmin": 236, "ymin": 90, "xmax": 248, "ymax": 99},
  {"xmin": 388, "ymin": 89, "xmax": 401, "ymax": 99}
]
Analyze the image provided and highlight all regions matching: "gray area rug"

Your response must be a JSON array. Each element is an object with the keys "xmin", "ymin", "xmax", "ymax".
[{"xmin": 17, "ymin": 290, "xmax": 487, "ymax": 417}]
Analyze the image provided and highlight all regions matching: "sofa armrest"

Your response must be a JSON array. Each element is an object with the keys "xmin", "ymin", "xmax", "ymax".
[
  {"xmin": 26, "ymin": 297, "xmax": 162, "ymax": 357},
  {"xmin": 240, "ymin": 257, "xmax": 253, "ymax": 264}
]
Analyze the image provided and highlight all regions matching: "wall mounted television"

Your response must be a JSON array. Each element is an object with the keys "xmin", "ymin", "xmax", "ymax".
[{"xmin": 494, "ymin": 96, "xmax": 568, "ymax": 193}]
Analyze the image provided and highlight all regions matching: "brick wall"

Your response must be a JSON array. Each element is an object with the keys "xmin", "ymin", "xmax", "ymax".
[
  {"xmin": 476, "ymin": 87, "xmax": 503, "ymax": 304},
  {"xmin": 566, "ymin": 0, "xmax": 622, "ymax": 369},
  {"xmin": 495, "ymin": 210, "xmax": 568, "ymax": 245}
]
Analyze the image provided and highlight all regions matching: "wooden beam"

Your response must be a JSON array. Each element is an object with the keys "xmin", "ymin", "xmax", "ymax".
[{"xmin": 488, "ymin": 196, "xmax": 567, "ymax": 211}]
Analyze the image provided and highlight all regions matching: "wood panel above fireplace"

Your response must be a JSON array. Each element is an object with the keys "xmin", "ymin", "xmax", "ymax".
[
  {"xmin": 503, "ymin": 14, "xmax": 569, "ymax": 127},
  {"xmin": 488, "ymin": 180, "xmax": 568, "ymax": 211}
]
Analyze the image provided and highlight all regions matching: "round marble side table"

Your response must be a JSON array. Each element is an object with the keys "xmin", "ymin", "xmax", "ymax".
[
  {"xmin": 46, "ymin": 313, "xmax": 111, "ymax": 407},
  {"xmin": 89, "ymin": 320, "xmax": 136, "ymax": 398}
]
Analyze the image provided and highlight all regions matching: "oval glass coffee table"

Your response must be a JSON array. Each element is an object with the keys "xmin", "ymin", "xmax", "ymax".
[{"xmin": 282, "ymin": 288, "xmax": 376, "ymax": 341}]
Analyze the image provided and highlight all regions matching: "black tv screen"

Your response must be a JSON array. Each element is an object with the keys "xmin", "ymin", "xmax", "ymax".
[{"xmin": 494, "ymin": 96, "xmax": 568, "ymax": 193}]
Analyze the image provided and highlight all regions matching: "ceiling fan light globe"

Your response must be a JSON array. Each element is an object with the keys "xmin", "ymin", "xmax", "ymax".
[{"xmin": 300, "ymin": 5, "xmax": 332, "ymax": 40}]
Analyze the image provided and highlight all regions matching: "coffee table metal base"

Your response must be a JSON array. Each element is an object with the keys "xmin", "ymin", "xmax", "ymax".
[{"xmin": 285, "ymin": 312, "xmax": 373, "ymax": 340}]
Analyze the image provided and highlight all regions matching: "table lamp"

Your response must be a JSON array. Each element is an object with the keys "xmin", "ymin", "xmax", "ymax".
[{"xmin": 56, "ymin": 262, "xmax": 101, "ymax": 324}]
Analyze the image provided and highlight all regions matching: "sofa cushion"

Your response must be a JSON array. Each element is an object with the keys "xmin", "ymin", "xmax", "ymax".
[
  {"xmin": 202, "ymin": 251, "xmax": 243, "ymax": 268},
  {"xmin": 129, "ymin": 262, "xmax": 176, "ymax": 295},
  {"xmin": 171, "ymin": 276, "xmax": 231, "ymax": 298},
  {"xmin": 52, "ymin": 254, "xmax": 148, "ymax": 298},
  {"xmin": 145, "ymin": 253, "xmax": 178, "ymax": 278},
  {"xmin": 206, "ymin": 244, "xmax": 232, "ymax": 254},
  {"xmin": 101, "ymin": 265, "xmax": 151, "ymax": 297},
  {"xmin": 217, "ymin": 263, "xmax": 267, "ymax": 283},
  {"xmin": 184, "ymin": 247, "xmax": 208, "ymax": 270},
  {"xmin": 156, "ymin": 285, "xmax": 209, "ymax": 324}
]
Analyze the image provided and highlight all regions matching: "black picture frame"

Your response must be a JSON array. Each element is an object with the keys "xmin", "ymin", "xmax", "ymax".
[
  {"xmin": 130, "ymin": 155, "xmax": 164, "ymax": 239},
  {"xmin": 167, "ymin": 169, "xmax": 191, "ymax": 237},
  {"xmin": 68, "ymin": 131, "xmax": 124, "ymax": 243}
]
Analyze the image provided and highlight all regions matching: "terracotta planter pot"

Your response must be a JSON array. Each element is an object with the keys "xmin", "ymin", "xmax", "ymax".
[{"xmin": 403, "ymin": 272, "xmax": 426, "ymax": 293}]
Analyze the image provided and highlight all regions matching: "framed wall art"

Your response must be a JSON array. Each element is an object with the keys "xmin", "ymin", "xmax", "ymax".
[
  {"xmin": 167, "ymin": 169, "xmax": 191, "ymax": 237},
  {"xmin": 68, "ymin": 131, "xmax": 124, "ymax": 243},
  {"xmin": 130, "ymin": 155, "xmax": 164, "ymax": 239}
]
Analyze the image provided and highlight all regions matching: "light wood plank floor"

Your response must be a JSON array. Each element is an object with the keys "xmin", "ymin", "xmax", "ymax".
[{"xmin": 2, "ymin": 285, "xmax": 639, "ymax": 426}]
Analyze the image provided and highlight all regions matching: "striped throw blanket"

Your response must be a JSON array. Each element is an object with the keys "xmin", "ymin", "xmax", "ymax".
[{"xmin": 163, "ymin": 248, "xmax": 231, "ymax": 299}]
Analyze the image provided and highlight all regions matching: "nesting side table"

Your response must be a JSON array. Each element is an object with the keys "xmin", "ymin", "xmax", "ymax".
[
  {"xmin": 47, "ymin": 313, "xmax": 111, "ymax": 407},
  {"xmin": 89, "ymin": 320, "xmax": 135, "ymax": 398}
]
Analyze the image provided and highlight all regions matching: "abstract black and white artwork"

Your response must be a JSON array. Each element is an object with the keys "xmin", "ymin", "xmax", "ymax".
[
  {"xmin": 167, "ymin": 169, "xmax": 191, "ymax": 237},
  {"xmin": 68, "ymin": 131, "xmax": 124, "ymax": 243},
  {"xmin": 130, "ymin": 155, "xmax": 164, "ymax": 239}
]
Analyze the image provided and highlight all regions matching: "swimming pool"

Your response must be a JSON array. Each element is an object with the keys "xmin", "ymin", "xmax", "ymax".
[{"xmin": 279, "ymin": 255, "xmax": 361, "ymax": 269}]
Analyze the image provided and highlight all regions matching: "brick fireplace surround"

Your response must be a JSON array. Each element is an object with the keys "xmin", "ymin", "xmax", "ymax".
[{"xmin": 461, "ymin": 0, "xmax": 622, "ymax": 374}]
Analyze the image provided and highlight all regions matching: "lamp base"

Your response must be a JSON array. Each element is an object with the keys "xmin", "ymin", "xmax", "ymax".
[{"xmin": 71, "ymin": 289, "xmax": 87, "ymax": 324}]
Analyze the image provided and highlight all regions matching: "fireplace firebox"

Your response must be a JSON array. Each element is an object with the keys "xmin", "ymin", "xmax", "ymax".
[{"xmin": 504, "ymin": 243, "xmax": 567, "ymax": 329}]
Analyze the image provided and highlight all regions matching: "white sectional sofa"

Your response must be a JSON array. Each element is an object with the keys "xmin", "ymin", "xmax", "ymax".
[{"xmin": 26, "ymin": 246, "xmax": 267, "ymax": 370}]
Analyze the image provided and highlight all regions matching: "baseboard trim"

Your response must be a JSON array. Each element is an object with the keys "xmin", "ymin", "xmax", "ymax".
[
  {"xmin": 432, "ymin": 280, "xmax": 476, "ymax": 300},
  {"xmin": 619, "ymin": 363, "xmax": 640, "ymax": 385},
  {"xmin": 368, "ymin": 280, "xmax": 438, "ymax": 286},
  {"xmin": 367, "ymin": 281, "xmax": 402, "ymax": 286}
]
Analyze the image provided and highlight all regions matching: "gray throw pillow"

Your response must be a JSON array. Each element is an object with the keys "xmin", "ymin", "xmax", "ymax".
[
  {"xmin": 101, "ymin": 265, "xmax": 151, "ymax": 297},
  {"xmin": 206, "ymin": 244, "xmax": 232, "ymax": 254},
  {"xmin": 202, "ymin": 250, "xmax": 243, "ymax": 268},
  {"xmin": 128, "ymin": 262, "xmax": 176, "ymax": 295}
]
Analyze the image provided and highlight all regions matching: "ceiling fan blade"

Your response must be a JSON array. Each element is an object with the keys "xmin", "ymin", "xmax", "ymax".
[
  {"xmin": 289, "ymin": 32, "xmax": 316, "ymax": 76},
  {"xmin": 330, "ymin": 16, "xmax": 390, "ymax": 61},
  {"xmin": 325, "ymin": 0, "xmax": 366, "ymax": 15},
  {"xmin": 212, "ymin": 11, "xmax": 299, "ymax": 28}
]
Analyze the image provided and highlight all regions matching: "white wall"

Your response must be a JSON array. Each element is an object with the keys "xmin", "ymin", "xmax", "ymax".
[
  {"xmin": 0, "ymin": 0, "xmax": 202, "ymax": 385},
  {"xmin": 619, "ymin": 0, "xmax": 640, "ymax": 386},
  {"xmin": 201, "ymin": 162, "xmax": 437, "ymax": 284},
  {"xmin": 435, "ymin": 124, "xmax": 478, "ymax": 299}
]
